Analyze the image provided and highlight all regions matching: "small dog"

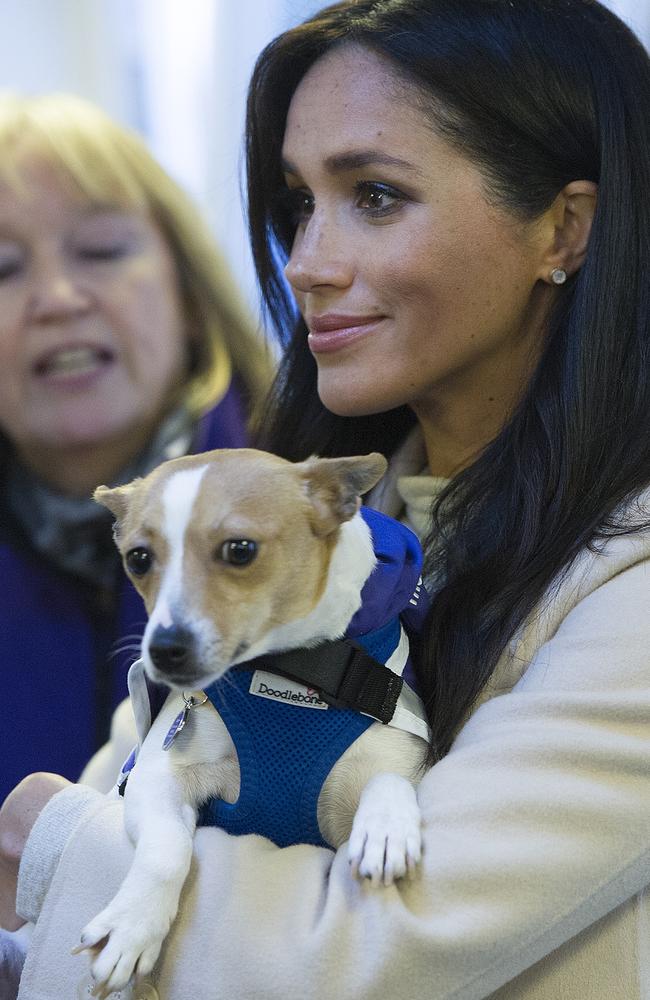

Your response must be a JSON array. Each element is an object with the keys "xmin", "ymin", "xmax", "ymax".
[{"xmin": 76, "ymin": 448, "xmax": 429, "ymax": 995}]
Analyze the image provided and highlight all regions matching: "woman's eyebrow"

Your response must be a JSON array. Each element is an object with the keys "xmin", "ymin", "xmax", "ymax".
[{"xmin": 281, "ymin": 149, "xmax": 424, "ymax": 177}]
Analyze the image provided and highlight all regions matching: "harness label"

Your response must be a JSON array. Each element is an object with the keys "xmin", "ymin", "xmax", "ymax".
[{"xmin": 249, "ymin": 670, "xmax": 329, "ymax": 710}]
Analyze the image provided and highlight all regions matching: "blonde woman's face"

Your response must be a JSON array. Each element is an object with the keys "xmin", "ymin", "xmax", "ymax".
[{"xmin": 0, "ymin": 161, "xmax": 188, "ymax": 464}]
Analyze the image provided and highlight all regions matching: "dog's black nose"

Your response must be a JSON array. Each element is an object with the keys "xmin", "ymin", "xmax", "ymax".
[{"xmin": 148, "ymin": 624, "xmax": 195, "ymax": 674}]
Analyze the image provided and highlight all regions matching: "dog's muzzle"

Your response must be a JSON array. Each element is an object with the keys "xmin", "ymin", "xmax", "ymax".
[{"xmin": 148, "ymin": 623, "xmax": 196, "ymax": 677}]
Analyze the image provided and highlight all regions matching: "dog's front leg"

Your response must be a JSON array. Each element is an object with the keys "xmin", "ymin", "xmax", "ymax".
[
  {"xmin": 74, "ymin": 749, "xmax": 195, "ymax": 997},
  {"xmin": 319, "ymin": 723, "xmax": 426, "ymax": 887},
  {"xmin": 73, "ymin": 695, "xmax": 234, "ymax": 998},
  {"xmin": 347, "ymin": 771, "xmax": 422, "ymax": 886}
]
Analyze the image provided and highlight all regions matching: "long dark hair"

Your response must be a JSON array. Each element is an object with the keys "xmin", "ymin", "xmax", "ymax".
[{"xmin": 247, "ymin": 0, "xmax": 650, "ymax": 759}]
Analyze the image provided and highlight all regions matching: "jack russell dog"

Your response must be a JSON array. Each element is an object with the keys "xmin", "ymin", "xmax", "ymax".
[{"xmin": 75, "ymin": 448, "xmax": 430, "ymax": 996}]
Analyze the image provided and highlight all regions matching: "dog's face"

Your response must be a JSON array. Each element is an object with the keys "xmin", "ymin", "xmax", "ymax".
[{"xmin": 95, "ymin": 448, "xmax": 386, "ymax": 688}]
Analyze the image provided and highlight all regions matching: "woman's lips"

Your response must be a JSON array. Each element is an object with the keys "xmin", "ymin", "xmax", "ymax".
[{"xmin": 307, "ymin": 314, "xmax": 385, "ymax": 354}]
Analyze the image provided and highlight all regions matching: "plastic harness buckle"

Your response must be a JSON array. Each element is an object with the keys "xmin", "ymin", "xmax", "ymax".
[{"xmin": 239, "ymin": 640, "xmax": 403, "ymax": 724}]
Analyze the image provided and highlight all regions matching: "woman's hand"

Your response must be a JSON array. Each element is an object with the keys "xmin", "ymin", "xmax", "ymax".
[{"xmin": 0, "ymin": 772, "xmax": 71, "ymax": 930}]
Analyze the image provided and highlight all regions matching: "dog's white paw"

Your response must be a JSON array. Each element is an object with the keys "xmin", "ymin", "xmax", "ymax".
[
  {"xmin": 348, "ymin": 773, "xmax": 421, "ymax": 887},
  {"xmin": 73, "ymin": 898, "xmax": 171, "ymax": 997}
]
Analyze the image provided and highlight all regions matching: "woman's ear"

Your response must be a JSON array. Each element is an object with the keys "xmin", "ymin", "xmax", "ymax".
[{"xmin": 539, "ymin": 179, "xmax": 598, "ymax": 282}]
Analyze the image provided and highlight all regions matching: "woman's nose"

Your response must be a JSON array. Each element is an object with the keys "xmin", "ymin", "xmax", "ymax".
[
  {"xmin": 284, "ymin": 214, "xmax": 353, "ymax": 294},
  {"xmin": 27, "ymin": 255, "xmax": 92, "ymax": 322}
]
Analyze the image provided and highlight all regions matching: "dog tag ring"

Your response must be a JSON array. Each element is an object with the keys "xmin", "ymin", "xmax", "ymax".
[{"xmin": 162, "ymin": 693, "xmax": 208, "ymax": 750}]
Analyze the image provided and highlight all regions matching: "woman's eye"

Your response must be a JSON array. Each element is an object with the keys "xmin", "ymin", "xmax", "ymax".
[
  {"xmin": 125, "ymin": 547, "xmax": 153, "ymax": 576},
  {"xmin": 283, "ymin": 188, "xmax": 314, "ymax": 226},
  {"xmin": 0, "ymin": 259, "xmax": 21, "ymax": 281},
  {"xmin": 217, "ymin": 539, "xmax": 258, "ymax": 566},
  {"xmin": 77, "ymin": 244, "xmax": 128, "ymax": 262},
  {"xmin": 354, "ymin": 181, "xmax": 404, "ymax": 217}
]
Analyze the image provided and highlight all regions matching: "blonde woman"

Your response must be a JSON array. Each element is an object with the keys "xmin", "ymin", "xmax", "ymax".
[{"xmin": 0, "ymin": 92, "xmax": 270, "ymax": 803}]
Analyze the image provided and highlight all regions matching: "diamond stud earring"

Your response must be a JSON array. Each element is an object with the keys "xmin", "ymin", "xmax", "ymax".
[{"xmin": 551, "ymin": 267, "xmax": 567, "ymax": 285}]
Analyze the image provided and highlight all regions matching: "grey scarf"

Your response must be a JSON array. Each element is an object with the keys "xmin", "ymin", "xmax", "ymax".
[{"xmin": 6, "ymin": 409, "xmax": 194, "ymax": 589}]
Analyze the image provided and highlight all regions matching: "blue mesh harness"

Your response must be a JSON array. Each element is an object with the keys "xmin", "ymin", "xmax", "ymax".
[
  {"xmin": 196, "ymin": 508, "xmax": 426, "ymax": 848},
  {"xmin": 198, "ymin": 618, "xmax": 402, "ymax": 848},
  {"xmin": 122, "ymin": 508, "xmax": 428, "ymax": 849}
]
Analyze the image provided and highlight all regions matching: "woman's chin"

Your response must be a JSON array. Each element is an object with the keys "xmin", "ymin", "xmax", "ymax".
[
  {"xmin": 316, "ymin": 367, "xmax": 411, "ymax": 418},
  {"xmin": 18, "ymin": 411, "xmax": 150, "ymax": 456},
  {"xmin": 317, "ymin": 386, "xmax": 401, "ymax": 419}
]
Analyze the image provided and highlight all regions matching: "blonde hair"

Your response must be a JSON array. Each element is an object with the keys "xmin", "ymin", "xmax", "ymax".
[{"xmin": 0, "ymin": 91, "xmax": 271, "ymax": 421}]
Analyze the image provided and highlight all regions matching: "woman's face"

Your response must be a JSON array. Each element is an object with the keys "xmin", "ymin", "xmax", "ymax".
[
  {"xmin": 0, "ymin": 160, "xmax": 188, "ymax": 467},
  {"xmin": 282, "ymin": 46, "xmax": 553, "ymax": 424}
]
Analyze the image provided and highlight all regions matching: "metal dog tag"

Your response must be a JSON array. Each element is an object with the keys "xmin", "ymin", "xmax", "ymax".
[{"xmin": 162, "ymin": 694, "xmax": 207, "ymax": 751}]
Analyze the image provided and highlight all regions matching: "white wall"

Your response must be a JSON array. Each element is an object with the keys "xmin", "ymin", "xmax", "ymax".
[
  {"xmin": 0, "ymin": 1, "xmax": 134, "ymax": 122},
  {"xmin": 125, "ymin": 0, "xmax": 324, "ymax": 308},
  {"xmin": 605, "ymin": 0, "xmax": 650, "ymax": 43}
]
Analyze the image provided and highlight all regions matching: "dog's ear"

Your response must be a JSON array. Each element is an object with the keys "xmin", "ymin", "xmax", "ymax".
[
  {"xmin": 93, "ymin": 483, "xmax": 135, "ymax": 527},
  {"xmin": 299, "ymin": 452, "xmax": 387, "ymax": 537}
]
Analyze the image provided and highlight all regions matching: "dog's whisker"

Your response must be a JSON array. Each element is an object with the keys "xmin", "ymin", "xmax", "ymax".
[
  {"xmin": 111, "ymin": 639, "xmax": 144, "ymax": 651},
  {"xmin": 107, "ymin": 645, "xmax": 143, "ymax": 662},
  {"xmin": 109, "ymin": 636, "xmax": 144, "ymax": 652},
  {"xmin": 217, "ymin": 668, "xmax": 241, "ymax": 697},
  {"xmin": 201, "ymin": 670, "xmax": 234, "ymax": 709},
  {"xmin": 109, "ymin": 630, "xmax": 146, "ymax": 658},
  {"xmin": 111, "ymin": 628, "xmax": 147, "ymax": 645}
]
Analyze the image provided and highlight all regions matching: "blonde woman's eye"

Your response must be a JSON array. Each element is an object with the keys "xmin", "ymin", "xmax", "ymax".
[
  {"xmin": 0, "ymin": 257, "xmax": 22, "ymax": 280},
  {"xmin": 78, "ymin": 244, "xmax": 129, "ymax": 261}
]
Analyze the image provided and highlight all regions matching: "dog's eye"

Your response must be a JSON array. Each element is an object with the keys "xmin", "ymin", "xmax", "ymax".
[
  {"xmin": 125, "ymin": 546, "xmax": 153, "ymax": 576},
  {"xmin": 218, "ymin": 539, "xmax": 258, "ymax": 566}
]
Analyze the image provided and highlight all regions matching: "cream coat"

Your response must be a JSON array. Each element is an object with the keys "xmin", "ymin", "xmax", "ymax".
[{"xmin": 14, "ymin": 454, "xmax": 650, "ymax": 1000}]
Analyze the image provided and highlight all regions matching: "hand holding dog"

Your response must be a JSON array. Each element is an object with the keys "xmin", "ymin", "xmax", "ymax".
[{"xmin": 0, "ymin": 773, "xmax": 71, "ymax": 930}]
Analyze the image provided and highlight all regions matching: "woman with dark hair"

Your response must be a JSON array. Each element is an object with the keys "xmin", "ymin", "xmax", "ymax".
[
  {"xmin": 249, "ymin": 0, "xmax": 650, "ymax": 761},
  {"xmin": 3, "ymin": 3, "xmax": 650, "ymax": 998}
]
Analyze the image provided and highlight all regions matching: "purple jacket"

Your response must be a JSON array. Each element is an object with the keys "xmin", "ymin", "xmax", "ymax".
[{"xmin": 0, "ymin": 385, "xmax": 247, "ymax": 803}]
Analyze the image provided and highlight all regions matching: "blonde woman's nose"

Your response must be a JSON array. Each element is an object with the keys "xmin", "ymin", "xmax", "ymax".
[{"xmin": 27, "ymin": 254, "xmax": 92, "ymax": 322}]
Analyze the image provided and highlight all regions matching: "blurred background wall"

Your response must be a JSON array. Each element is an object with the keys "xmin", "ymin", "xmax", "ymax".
[{"xmin": 0, "ymin": 0, "xmax": 647, "ymax": 315}]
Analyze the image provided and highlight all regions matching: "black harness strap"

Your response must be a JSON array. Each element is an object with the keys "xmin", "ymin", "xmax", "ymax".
[{"xmin": 237, "ymin": 640, "xmax": 403, "ymax": 725}]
